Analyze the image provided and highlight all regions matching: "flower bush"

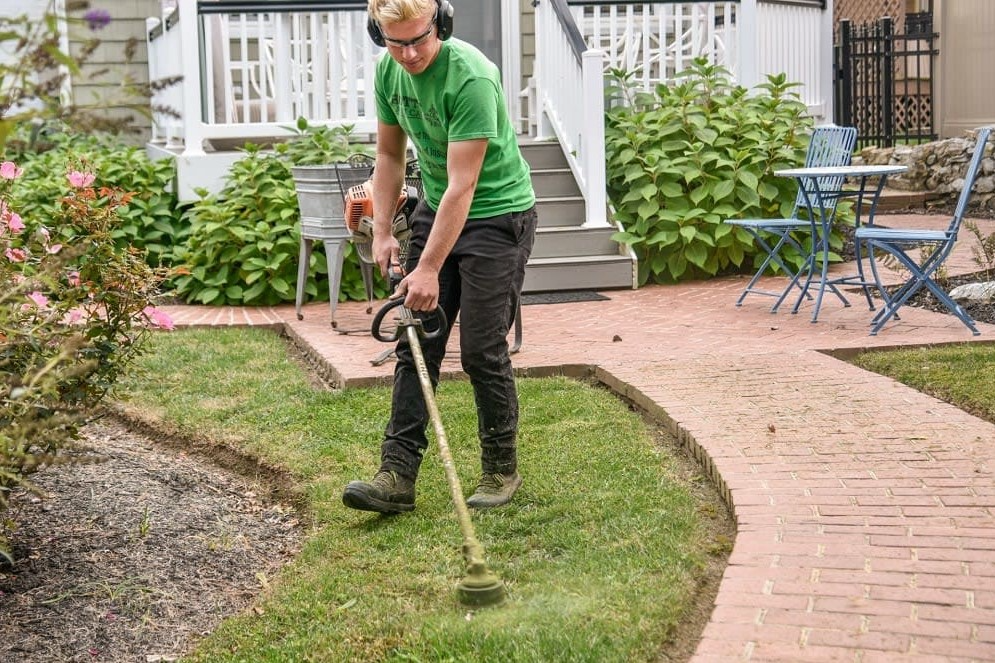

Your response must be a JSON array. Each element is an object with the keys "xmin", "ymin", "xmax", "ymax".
[
  {"xmin": 0, "ymin": 159, "xmax": 170, "ymax": 561},
  {"xmin": 6, "ymin": 128, "xmax": 185, "ymax": 268}
]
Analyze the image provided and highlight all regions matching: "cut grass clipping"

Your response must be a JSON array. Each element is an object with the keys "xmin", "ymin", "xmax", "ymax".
[{"xmin": 118, "ymin": 328, "xmax": 729, "ymax": 662}]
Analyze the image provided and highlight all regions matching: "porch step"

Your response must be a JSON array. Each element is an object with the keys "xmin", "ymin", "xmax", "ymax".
[
  {"xmin": 536, "ymin": 196, "xmax": 587, "ymax": 227},
  {"xmin": 519, "ymin": 138, "xmax": 635, "ymax": 292},
  {"xmin": 518, "ymin": 139, "xmax": 570, "ymax": 170},
  {"xmin": 531, "ymin": 167, "xmax": 583, "ymax": 198},
  {"xmin": 532, "ymin": 225, "xmax": 620, "ymax": 259},
  {"xmin": 523, "ymin": 255, "xmax": 635, "ymax": 293}
]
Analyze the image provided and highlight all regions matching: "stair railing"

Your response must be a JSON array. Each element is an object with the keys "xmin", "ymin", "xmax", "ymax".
[{"xmin": 533, "ymin": 0, "xmax": 609, "ymax": 228}]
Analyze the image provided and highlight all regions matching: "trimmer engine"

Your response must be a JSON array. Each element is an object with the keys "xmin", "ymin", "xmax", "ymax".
[{"xmin": 343, "ymin": 180, "xmax": 419, "ymax": 256}]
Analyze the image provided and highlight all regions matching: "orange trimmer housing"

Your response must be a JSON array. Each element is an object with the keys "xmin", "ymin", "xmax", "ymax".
[{"xmin": 344, "ymin": 180, "xmax": 418, "ymax": 233}]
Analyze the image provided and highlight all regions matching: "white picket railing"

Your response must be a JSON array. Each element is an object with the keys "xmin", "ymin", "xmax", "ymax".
[{"xmin": 146, "ymin": 0, "xmax": 377, "ymax": 157}]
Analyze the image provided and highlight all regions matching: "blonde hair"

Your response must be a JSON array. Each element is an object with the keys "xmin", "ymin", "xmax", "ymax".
[{"xmin": 368, "ymin": 0, "xmax": 436, "ymax": 25}]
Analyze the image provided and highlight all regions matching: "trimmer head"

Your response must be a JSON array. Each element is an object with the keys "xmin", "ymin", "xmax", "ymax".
[{"xmin": 456, "ymin": 562, "xmax": 506, "ymax": 608}]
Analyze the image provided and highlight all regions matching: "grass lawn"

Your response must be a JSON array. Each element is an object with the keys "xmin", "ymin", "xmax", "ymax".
[
  {"xmin": 850, "ymin": 342, "xmax": 995, "ymax": 424},
  {"xmin": 116, "ymin": 327, "xmax": 733, "ymax": 662}
]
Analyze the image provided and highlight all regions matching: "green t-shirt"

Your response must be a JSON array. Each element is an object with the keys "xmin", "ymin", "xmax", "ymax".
[{"xmin": 374, "ymin": 38, "xmax": 535, "ymax": 218}]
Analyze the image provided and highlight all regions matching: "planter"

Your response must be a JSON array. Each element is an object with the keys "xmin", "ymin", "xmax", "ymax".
[
  {"xmin": 290, "ymin": 163, "xmax": 373, "ymax": 326},
  {"xmin": 290, "ymin": 165, "xmax": 352, "ymax": 241}
]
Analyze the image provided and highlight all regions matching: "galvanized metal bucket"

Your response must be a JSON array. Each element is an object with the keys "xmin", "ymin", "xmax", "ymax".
[{"xmin": 290, "ymin": 165, "xmax": 351, "ymax": 241}]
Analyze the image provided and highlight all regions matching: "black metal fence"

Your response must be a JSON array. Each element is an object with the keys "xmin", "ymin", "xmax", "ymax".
[{"xmin": 834, "ymin": 14, "xmax": 938, "ymax": 149}]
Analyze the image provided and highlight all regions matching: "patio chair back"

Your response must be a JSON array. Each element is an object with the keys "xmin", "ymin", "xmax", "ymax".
[
  {"xmin": 791, "ymin": 126, "xmax": 858, "ymax": 219},
  {"xmin": 857, "ymin": 126, "xmax": 992, "ymax": 335},
  {"xmin": 945, "ymin": 127, "xmax": 992, "ymax": 241},
  {"xmin": 727, "ymin": 124, "xmax": 856, "ymax": 309}
]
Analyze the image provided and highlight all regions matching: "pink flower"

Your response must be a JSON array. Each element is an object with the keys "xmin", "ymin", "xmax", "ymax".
[
  {"xmin": 66, "ymin": 308, "xmax": 86, "ymax": 324},
  {"xmin": 5, "ymin": 247, "xmax": 26, "ymax": 262},
  {"xmin": 7, "ymin": 213, "xmax": 25, "ymax": 233},
  {"xmin": 0, "ymin": 161, "xmax": 23, "ymax": 179},
  {"xmin": 142, "ymin": 306, "xmax": 175, "ymax": 330},
  {"xmin": 26, "ymin": 291, "xmax": 49, "ymax": 308},
  {"xmin": 67, "ymin": 171, "xmax": 96, "ymax": 188},
  {"xmin": 47, "ymin": 243, "xmax": 63, "ymax": 255},
  {"xmin": 68, "ymin": 271, "xmax": 81, "ymax": 286}
]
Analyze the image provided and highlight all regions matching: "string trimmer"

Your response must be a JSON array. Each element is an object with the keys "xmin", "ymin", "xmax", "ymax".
[{"xmin": 371, "ymin": 274, "xmax": 506, "ymax": 608}]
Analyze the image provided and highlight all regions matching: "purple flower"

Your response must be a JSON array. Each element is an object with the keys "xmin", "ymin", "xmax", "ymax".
[{"xmin": 83, "ymin": 8, "xmax": 111, "ymax": 30}]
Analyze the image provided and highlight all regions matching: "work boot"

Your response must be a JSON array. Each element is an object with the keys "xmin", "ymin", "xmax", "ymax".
[
  {"xmin": 465, "ymin": 472, "xmax": 522, "ymax": 509},
  {"xmin": 342, "ymin": 470, "xmax": 415, "ymax": 513}
]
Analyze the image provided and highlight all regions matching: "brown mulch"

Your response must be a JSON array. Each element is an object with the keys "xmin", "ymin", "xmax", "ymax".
[{"xmin": 0, "ymin": 420, "xmax": 304, "ymax": 663}]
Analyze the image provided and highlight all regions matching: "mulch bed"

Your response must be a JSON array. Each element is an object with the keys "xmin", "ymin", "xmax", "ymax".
[{"xmin": 0, "ymin": 420, "xmax": 303, "ymax": 663}]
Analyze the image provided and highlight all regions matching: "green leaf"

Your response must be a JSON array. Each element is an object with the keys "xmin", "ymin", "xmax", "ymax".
[{"xmin": 197, "ymin": 288, "xmax": 220, "ymax": 304}]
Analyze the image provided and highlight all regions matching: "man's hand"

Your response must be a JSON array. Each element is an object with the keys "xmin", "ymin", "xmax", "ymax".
[
  {"xmin": 393, "ymin": 264, "xmax": 440, "ymax": 311},
  {"xmin": 372, "ymin": 233, "xmax": 402, "ymax": 278}
]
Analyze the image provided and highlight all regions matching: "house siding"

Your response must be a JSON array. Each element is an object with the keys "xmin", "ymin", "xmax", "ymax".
[
  {"xmin": 68, "ymin": 1, "xmax": 161, "ymax": 141},
  {"xmin": 934, "ymin": 0, "xmax": 995, "ymax": 137}
]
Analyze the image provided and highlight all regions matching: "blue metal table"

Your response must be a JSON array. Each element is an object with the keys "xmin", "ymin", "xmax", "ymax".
[{"xmin": 773, "ymin": 164, "xmax": 909, "ymax": 322}]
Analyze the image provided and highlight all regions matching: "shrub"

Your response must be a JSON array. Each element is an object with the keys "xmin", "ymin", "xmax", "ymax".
[
  {"xmin": 1, "ymin": 160, "xmax": 170, "ymax": 561},
  {"xmin": 605, "ymin": 58, "xmax": 818, "ymax": 284},
  {"xmin": 170, "ymin": 121, "xmax": 380, "ymax": 306},
  {"xmin": 6, "ymin": 128, "xmax": 184, "ymax": 268}
]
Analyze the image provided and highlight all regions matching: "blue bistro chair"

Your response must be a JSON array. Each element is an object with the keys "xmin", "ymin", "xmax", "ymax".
[
  {"xmin": 726, "ymin": 125, "xmax": 858, "ymax": 310},
  {"xmin": 857, "ymin": 126, "xmax": 992, "ymax": 336}
]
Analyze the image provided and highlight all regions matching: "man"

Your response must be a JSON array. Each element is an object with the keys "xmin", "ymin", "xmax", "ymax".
[{"xmin": 342, "ymin": 0, "xmax": 538, "ymax": 513}]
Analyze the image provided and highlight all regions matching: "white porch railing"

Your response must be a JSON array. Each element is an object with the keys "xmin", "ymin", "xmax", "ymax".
[{"xmin": 146, "ymin": 0, "xmax": 377, "ymax": 156}]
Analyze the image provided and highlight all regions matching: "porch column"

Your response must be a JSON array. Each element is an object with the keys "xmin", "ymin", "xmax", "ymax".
[
  {"xmin": 737, "ymin": 0, "xmax": 759, "ymax": 90},
  {"xmin": 178, "ymin": 0, "xmax": 205, "ymax": 156}
]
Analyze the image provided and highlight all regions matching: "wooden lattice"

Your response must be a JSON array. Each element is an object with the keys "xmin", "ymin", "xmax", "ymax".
[
  {"xmin": 835, "ymin": 0, "xmax": 905, "ymax": 33},
  {"xmin": 895, "ymin": 94, "xmax": 933, "ymax": 134}
]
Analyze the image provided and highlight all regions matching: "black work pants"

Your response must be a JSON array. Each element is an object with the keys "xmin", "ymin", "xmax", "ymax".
[{"xmin": 380, "ymin": 202, "xmax": 538, "ymax": 480}]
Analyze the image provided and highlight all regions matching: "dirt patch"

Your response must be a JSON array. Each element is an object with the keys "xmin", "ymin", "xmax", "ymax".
[{"xmin": 0, "ymin": 420, "xmax": 304, "ymax": 663}]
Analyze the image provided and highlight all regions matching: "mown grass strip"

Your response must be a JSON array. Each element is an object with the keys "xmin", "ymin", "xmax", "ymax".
[{"xmin": 118, "ymin": 327, "xmax": 728, "ymax": 662}]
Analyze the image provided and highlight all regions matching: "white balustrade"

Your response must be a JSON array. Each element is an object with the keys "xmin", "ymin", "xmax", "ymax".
[{"xmin": 145, "ymin": 0, "xmax": 379, "ymax": 156}]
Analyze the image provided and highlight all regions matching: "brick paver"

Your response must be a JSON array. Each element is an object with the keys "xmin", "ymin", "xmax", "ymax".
[{"xmin": 161, "ymin": 214, "xmax": 995, "ymax": 661}]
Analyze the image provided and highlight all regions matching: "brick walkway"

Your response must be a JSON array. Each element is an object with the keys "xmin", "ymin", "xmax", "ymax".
[{"xmin": 162, "ymin": 214, "xmax": 995, "ymax": 662}]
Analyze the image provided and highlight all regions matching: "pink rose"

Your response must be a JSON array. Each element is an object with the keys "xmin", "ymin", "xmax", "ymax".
[
  {"xmin": 0, "ymin": 161, "xmax": 23, "ymax": 179},
  {"xmin": 7, "ymin": 213, "xmax": 25, "ymax": 233},
  {"xmin": 5, "ymin": 247, "xmax": 26, "ymax": 262},
  {"xmin": 26, "ymin": 291, "xmax": 49, "ymax": 308},
  {"xmin": 67, "ymin": 171, "xmax": 96, "ymax": 188},
  {"xmin": 142, "ymin": 306, "xmax": 175, "ymax": 330}
]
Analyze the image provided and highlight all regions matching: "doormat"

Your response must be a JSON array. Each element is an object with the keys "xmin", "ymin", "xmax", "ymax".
[{"xmin": 521, "ymin": 291, "xmax": 610, "ymax": 306}]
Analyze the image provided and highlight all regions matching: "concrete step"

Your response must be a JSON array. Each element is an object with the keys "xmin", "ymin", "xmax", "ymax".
[{"xmin": 523, "ymin": 255, "xmax": 635, "ymax": 292}]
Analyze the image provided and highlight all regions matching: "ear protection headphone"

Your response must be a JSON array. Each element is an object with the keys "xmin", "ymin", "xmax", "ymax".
[{"xmin": 367, "ymin": 0, "xmax": 454, "ymax": 47}]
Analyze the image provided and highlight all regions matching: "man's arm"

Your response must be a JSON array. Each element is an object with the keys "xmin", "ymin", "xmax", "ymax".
[
  {"xmin": 398, "ymin": 138, "xmax": 487, "ymax": 311},
  {"xmin": 371, "ymin": 120, "xmax": 408, "ymax": 276}
]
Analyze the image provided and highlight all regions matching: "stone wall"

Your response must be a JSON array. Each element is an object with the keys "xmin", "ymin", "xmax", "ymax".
[{"xmin": 856, "ymin": 128, "xmax": 995, "ymax": 211}]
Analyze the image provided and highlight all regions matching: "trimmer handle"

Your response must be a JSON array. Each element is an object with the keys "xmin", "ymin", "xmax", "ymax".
[{"xmin": 371, "ymin": 298, "xmax": 448, "ymax": 343}]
